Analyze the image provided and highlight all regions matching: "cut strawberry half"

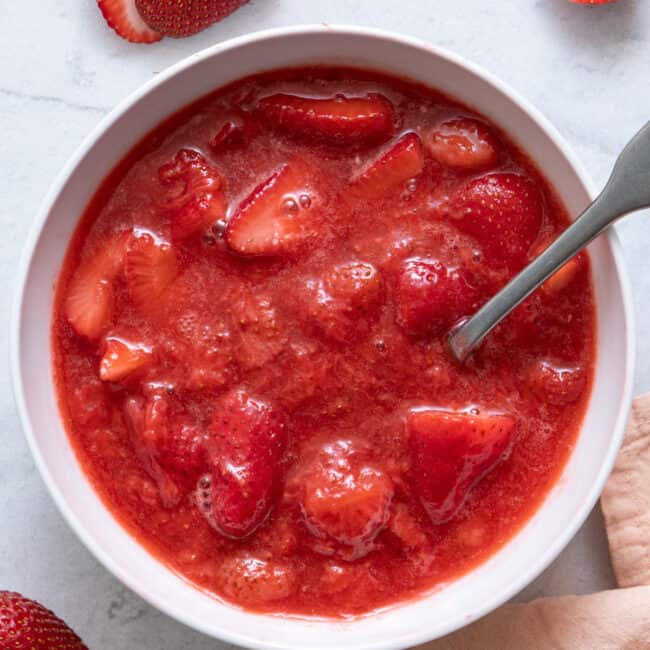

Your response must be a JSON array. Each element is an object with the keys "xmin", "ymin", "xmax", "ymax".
[
  {"xmin": 408, "ymin": 409, "xmax": 515, "ymax": 524},
  {"xmin": 225, "ymin": 161, "xmax": 317, "ymax": 256},
  {"xmin": 158, "ymin": 149, "xmax": 226, "ymax": 241},
  {"xmin": 351, "ymin": 132, "xmax": 425, "ymax": 199},
  {"xmin": 125, "ymin": 229, "xmax": 177, "ymax": 308},
  {"xmin": 396, "ymin": 257, "xmax": 481, "ymax": 336},
  {"xmin": 135, "ymin": 0, "xmax": 248, "ymax": 38},
  {"xmin": 64, "ymin": 232, "xmax": 128, "ymax": 339},
  {"xmin": 569, "ymin": 0, "xmax": 617, "ymax": 4},
  {"xmin": 97, "ymin": 0, "xmax": 162, "ymax": 43},
  {"xmin": 257, "ymin": 93, "xmax": 395, "ymax": 146},
  {"xmin": 99, "ymin": 337, "xmax": 152, "ymax": 382},
  {"xmin": 451, "ymin": 172, "xmax": 543, "ymax": 270},
  {"xmin": 428, "ymin": 117, "xmax": 500, "ymax": 171},
  {"xmin": 202, "ymin": 389, "xmax": 288, "ymax": 539}
]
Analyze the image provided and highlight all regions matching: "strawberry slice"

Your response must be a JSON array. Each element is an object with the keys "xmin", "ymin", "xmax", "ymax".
[
  {"xmin": 569, "ymin": 0, "xmax": 617, "ymax": 4},
  {"xmin": 158, "ymin": 149, "xmax": 226, "ymax": 241},
  {"xmin": 202, "ymin": 389, "xmax": 288, "ymax": 539},
  {"xmin": 408, "ymin": 409, "xmax": 515, "ymax": 524},
  {"xmin": 428, "ymin": 117, "xmax": 499, "ymax": 171},
  {"xmin": 97, "ymin": 0, "xmax": 162, "ymax": 43},
  {"xmin": 99, "ymin": 337, "xmax": 152, "ymax": 382},
  {"xmin": 396, "ymin": 257, "xmax": 480, "ymax": 336},
  {"xmin": 257, "ymin": 93, "xmax": 395, "ymax": 146},
  {"xmin": 296, "ymin": 439, "xmax": 393, "ymax": 560},
  {"xmin": 225, "ymin": 161, "xmax": 317, "ymax": 256},
  {"xmin": 64, "ymin": 232, "xmax": 127, "ymax": 339},
  {"xmin": 351, "ymin": 132, "xmax": 425, "ymax": 199},
  {"xmin": 125, "ymin": 229, "xmax": 177, "ymax": 308},
  {"xmin": 451, "ymin": 173, "xmax": 543, "ymax": 270}
]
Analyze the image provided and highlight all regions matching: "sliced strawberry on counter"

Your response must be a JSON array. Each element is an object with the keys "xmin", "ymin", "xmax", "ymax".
[
  {"xmin": 303, "ymin": 261, "xmax": 384, "ymax": 341},
  {"xmin": 135, "ymin": 0, "xmax": 248, "ymax": 38},
  {"xmin": 296, "ymin": 439, "xmax": 393, "ymax": 560},
  {"xmin": 569, "ymin": 0, "xmax": 617, "ymax": 4},
  {"xmin": 97, "ymin": 0, "xmax": 162, "ymax": 43},
  {"xmin": 225, "ymin": 161, "xmax": 317, "ymax": 256},
  {"xmin": 125, "ymin": 229, "xmax": 177, "ymax": 308},
  {"xmin": 257, "ymin": 93, "xmax": 395, "ymax": 146},
  {"xmin": 396, "ymin": 257, "xmax": 480, "ymax": 336},
  {"xmin": 451, "ymin": 173, "xmax": 543, "ymax": 270},
  {"xmin": 351, "ymin": 132, "xmax": 425, "ymax": 199},
  {"xmin": 159, "ymin": 148, "xmax": 226, "ymax": 241},
  {"xmin": 0, "ymin": 590, "xmax": 88, "ymax": 650},
  {"xmin": 428, "ymin": 117, "xmax": 500, "ymax": 171},
  {"xmin": 99, "ymin": 337, "xmax": 152, "ymax": 382},
  {"xmin": 64, "ymin": 232, "xmax": 128, "ymax": 339},
  {"xmin": 202, "ymin": 389, "xmax": 288, "ymax": 539},
  {"xmin": 408, "ymin": 409, "xmax": 515, "ymax": 524},
  {"xmin": 525, "ymin": 359, "xmax": 586, "ymax": 406}
]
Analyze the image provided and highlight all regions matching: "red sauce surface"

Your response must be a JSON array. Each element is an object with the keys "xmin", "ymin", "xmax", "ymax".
[{"xmin": 52, "ymin": 67, "xmax": 596, "ymax": 617}]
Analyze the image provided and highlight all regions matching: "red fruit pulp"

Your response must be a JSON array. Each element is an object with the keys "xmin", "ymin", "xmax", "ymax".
[{"xmin": 52, "ymin": 67, "xmax": 595, "ymax": 618}]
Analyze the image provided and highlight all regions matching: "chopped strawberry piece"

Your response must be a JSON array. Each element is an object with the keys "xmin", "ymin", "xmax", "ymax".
[
  {"xmin": 542, "ymin": 256, "xmax": 584, "ymax": 295},
  {"xmin": 210, "ymin": 116, "xmax": 258, "ymax": 152},
  {"xmin": 451, "ymin": 173, "xmax": 543, "ymax": 270},
  {"xmin": 396, "ymin": 257, "xmax": 480, "ymax": 336},
  {"xmin": 225, "ymin": 161, "xmax": 317, "ymax": 256},
  {"xmin": 135, "ymin": 0, "xmax": 248, "ymax": 38},
  {"xmin": 408, "ymin": 409, "xmax": 515, "ymax": 524},
  {"xmin": 232, "ymin": 293, "xmax": 288, "ymax": 370},
  {"xmin": 218, "ymin": 555, "xmax": 295, "ymax": 604},
  {"xmin": 159, "ymin": 149, "xmax": 226, "ymax": 241},
  {"xmin": 203, "ymin": 389, "xmax": 288, "ymax": 539},
  {"xmin": 125, "ymin": 229, "xmax": 177, "ymax": 308},
  {"xmin": 123, "ymin": 395, "xmax": 182, "ymax": 507},
  {"xmin": 303, "ymin": 261, "xmax": 384, "ymax": 341},
  {"xmin": 64, "ymin": 232, "xmax": 127, "ymax": 339},
  {"xmin": 526, "ymin": 359, "xmax": 586, "ymax": 406},
  {"xmin": 0, "ymin": 591, "xmax": 88, "ymax": 650},
  {"xmin": 97, "ymin": 0, "xmax": 162, "ymax": 43},
  {"xmin": 428, "ymin": 118, "xmax": 499, "ymax": 170},
  {"xmin": 294, "ymin": 439, "xmax": 393, "ymax": 560},
  {"xmin": 257, "ymin": 93, "xmax": 395, "ymax": 146},
  {"xmin": 99, "ymin": 337, "xmax": 152, "ymax": 382},
  {"xmin": 351, "ymin": 132, "xmax": 425, "ymax": 199},
  {"xmin": 569, "ymin": 0, "xmax": 617, "ymax": 4}
]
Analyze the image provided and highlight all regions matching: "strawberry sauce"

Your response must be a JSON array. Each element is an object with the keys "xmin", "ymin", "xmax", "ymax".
[{"xmin": 52, "ymin": 67, "xmax": 596, "ymax": 617}]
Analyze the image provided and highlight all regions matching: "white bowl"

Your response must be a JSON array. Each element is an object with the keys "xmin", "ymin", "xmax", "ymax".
[{"xmin": 11, "ymin": 25, "xmax": 634, "ymax": 650}]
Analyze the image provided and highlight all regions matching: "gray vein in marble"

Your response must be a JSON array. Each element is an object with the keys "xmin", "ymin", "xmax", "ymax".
[{"xmin": 0, "ymin": 88, "xmax": 108, "ymax": 115}]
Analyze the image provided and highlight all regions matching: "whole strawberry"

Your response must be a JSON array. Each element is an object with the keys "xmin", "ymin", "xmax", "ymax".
[
  {"xmin": 0, "ymin": 591, "xmax": 88, "ymax": 650},
  {"xmin": 135, "ymin": 0, "xmax": 249, "ymax": 38}
]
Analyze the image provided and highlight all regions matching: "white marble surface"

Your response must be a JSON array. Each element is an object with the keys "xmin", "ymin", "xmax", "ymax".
[{"xmin": 1, "ymin": 1, "xmax": 649, "ymax": 648}]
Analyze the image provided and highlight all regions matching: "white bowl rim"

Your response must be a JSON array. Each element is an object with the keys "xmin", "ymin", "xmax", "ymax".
[{"xmin": 10, "ymin": 24, "xmax": 635, "ymax": 650}]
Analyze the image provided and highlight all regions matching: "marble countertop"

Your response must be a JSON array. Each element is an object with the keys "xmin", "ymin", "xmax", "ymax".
[{"xmin": 2, "ymin": 1, "xmax": 649, "ymax": 648}]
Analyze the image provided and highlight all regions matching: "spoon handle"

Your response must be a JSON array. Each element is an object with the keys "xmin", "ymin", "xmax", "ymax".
[{"xmin": 449, "ymin": 121, "xmax": 650, "ymax": 362}]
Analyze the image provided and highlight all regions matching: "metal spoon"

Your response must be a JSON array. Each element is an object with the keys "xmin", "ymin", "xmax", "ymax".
[{"xmin": 449, "ymin": 121, "xmax": 650, "ymax": 363}]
